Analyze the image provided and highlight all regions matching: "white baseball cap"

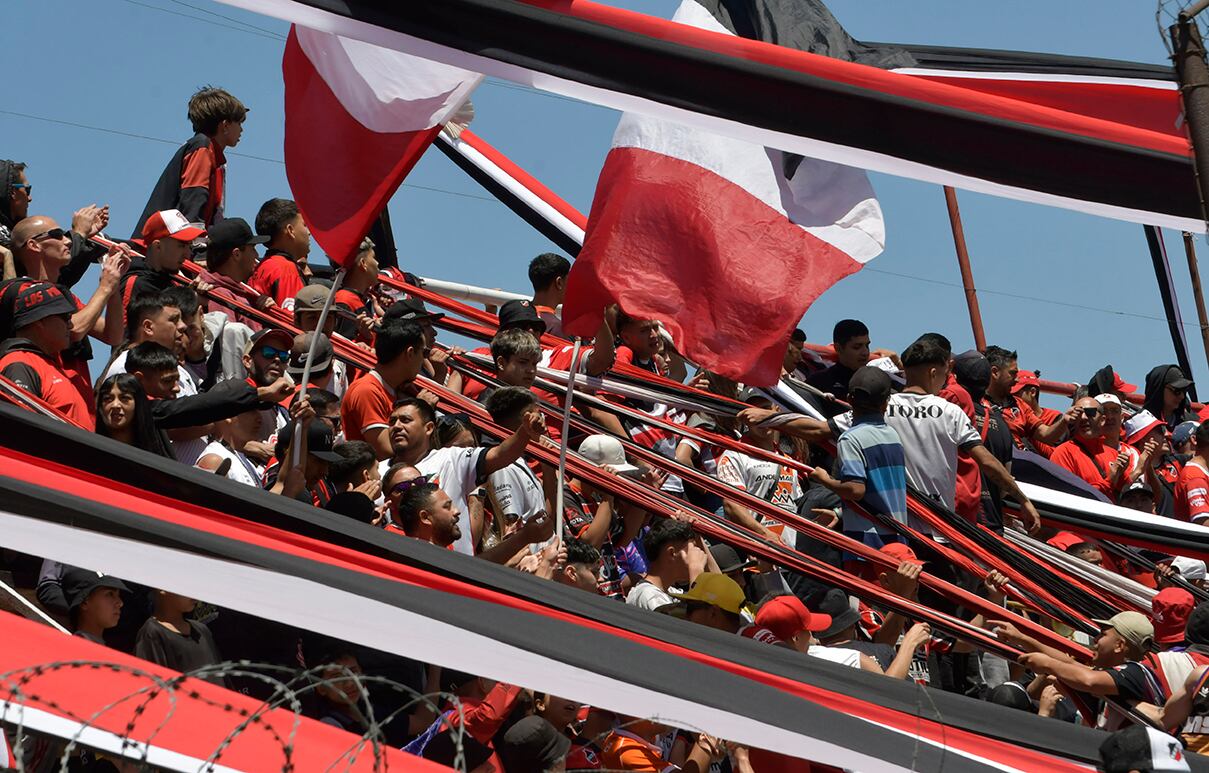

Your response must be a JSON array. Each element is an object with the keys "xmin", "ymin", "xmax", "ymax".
[
  {"xmin": 1171, "ymin": 556, "xmax": 1207, "ymax": 581},
  {"xmin": 578, "ymin": 435, "xmax": 640, "ymax": 477}
]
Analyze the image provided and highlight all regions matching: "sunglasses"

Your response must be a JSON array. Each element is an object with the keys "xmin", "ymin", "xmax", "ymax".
[
  {"xmin": 390, "ymin": 474, "xmax": 430, "ymax": 496},
  {"xmin": 29, "ymin": 227, "xmax": 65, "ymax": 243},
  {"xmin": 1080, "ymin": 407, "xmax": 1101, "ymax": 418},
  {"xmin": 10, "ymin": 183, "xmax": 31, "ymax": 194},
  {"xmin": 257, "ymin": 345, "xmax": 290, "ymax": 362},
  {"xmin": 1168, "ymin": 385, "xmax": 1187, "ymax": 395}
]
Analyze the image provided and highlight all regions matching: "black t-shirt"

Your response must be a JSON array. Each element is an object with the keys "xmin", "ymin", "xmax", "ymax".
[
  {"xmin": 973, "ymin": 400, "xmax": 1014, "ymax": 530},
  {"xmin": 842, "ymin": 640, "xmax": 896, "ymax": 671},
  {"xmin": 135, "ymin": 617, "xmax": 226, "ymax": 685},
  {"xmin": 1084, "ymin": 661, "xmax": 1164, "ymax": 731},
  {"xmin": 805, "ymin": 363, "xmax": 856, "ymax": 417}
]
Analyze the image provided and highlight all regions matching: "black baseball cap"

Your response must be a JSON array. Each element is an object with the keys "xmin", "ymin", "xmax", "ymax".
[
  {"xmin": 815, "ymin": 587, "xmax": 860, "ymax": 640},
  {"xmin": 274, "ymin": 420, "xmax": 343, "ymax": 463},
  {"xmin": 384, "ymin": 296, "xmax": 444, "ymax": 323},
  {"xmin": 206, "ymin": 217, "xmax": 269, "ymax": 254},
  {"xmin": 11, "ymin": 281, "xmax": 77, "ymax": 329},
  {"xmin": 497, "ymin": 298, "xmax": 546, "ymax": 333},
  {"xmin": 61, "ymin": 568, "xmax": 129, "ymax": 611},
  {"xmin": 1165, "ymin": 366, "xmax": 1195, "ymax": 391},
  {"xmin": 709, "ymin": 543, "xmax": 752, "ymax": 574},
  {"xmin": 848, "ymin": 365, "xmax": 893, "ymax": 404},
  {"xmin": 1187, "ymin": 602, "xmax": 1209, "ymax": 646},
  {"xmin": 287, "ymin": 332, "xmax": 333, "ymax": 379},
  {"xmin": 1098, "ymin": 724, "xmax": 1190, "ymax": 773},
  {"xmin": 498, "ymin": 716, "xmax": 572, "ymax": 772}
]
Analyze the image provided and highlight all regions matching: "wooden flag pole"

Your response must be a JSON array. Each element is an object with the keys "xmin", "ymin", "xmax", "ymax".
[
  {"xmin": 1183, "ymin": 231, "xmax": 1209, "ymax": 376},
  {"xmin": 943, "ymin": 186, "xmax": 988, "ymax": 352}
]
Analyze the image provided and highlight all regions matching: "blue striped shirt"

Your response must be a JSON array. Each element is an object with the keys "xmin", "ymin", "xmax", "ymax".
[{"xmin": 836, "ymin": 417, "xmax": 908, "ymax": 540}]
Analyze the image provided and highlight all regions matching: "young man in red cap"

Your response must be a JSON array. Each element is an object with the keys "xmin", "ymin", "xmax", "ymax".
[
  {"xmin": 1011, "ymin": 369, "xmax": 1064, "ymax": 457},
  {"xmin": 122, "ymin": 209, "xmax": 205, "ymax": 309},
  {"xmin": 0, "ymin": 281, "xmax": 94, "ymax": 425}
]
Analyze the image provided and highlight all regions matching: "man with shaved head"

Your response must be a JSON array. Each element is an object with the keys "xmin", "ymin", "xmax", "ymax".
[
  {"xmin": 1050, "ymin": 396, "xmax": 1131, "ymax": 498},
  {"xmin": 9, "ymin": 215, "xmax": 130, "ymax": 403}
]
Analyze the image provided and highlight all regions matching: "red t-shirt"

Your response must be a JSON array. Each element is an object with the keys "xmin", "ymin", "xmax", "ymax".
[
  {"xmin": 340, "ymin": 370, "xmax": 395, "ymax": 443},
  {"xmin": 1050, "ymin": 437, "xmax": 1120, "ymax": 498},
  {"xmin": 1175, "ymin": 461, "xmax": 1209, "ymax": 524},
  {"xmin": 996, "ymin": 394, "xmax": 1045, "ymax": 448},
  {"xmin": 0, "ymin": 349, "xmax": 93, "ymax": 427},
  {"xmin": 940, "ymin": 376, "xmax": 981, "ymax": 522},
  {"xmin": 248, "ymin": 252, "xmax": 306, "ymax": 311}
]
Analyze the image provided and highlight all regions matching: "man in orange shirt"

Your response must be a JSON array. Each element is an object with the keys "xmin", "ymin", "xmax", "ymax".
[
  {"xmin": 1176, "ymin": 422, "xmax": 1209, "ymax": 525},
  {"xmin": 601, "ymin": 717, "xmax": 724, "ymax": 772},
  {"xmin": 1050, "ymin": 397, "xmax": 1130, "ymax": 498},
  {"xmin": 341, "ymin": 319, "xmax": 426, "ymax": 459}
]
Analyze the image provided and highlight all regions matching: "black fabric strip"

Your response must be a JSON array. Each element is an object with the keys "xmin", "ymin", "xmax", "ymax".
[
  {"xmin": 292, "ymin": 0, "xmax": 1197, "ymax": 221},
  {"xmin": 434, "ymin": 136, "xmax": 583, "ymax": 256},
  {"xmin": 888, "ymin": 43, "xmax": 1175, "ymax": 80},
  {"xmin": 0, "ymin": 403, "xmax": 1113, "ymax": 763}
]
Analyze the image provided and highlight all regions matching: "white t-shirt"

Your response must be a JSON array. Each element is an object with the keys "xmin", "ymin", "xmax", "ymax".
[
  {"xmin": 626, "ymin": 581, "xmax": 676, "ymax": 612},
  {"xmin": 833, "ymin": 391, "xmax": 981, "ymax": 514},
  {"xmin": 488, "ymin": 459, "xmax": 544, "ymax": 522},
  {"xmin": 196, "ymin": 440, "xmax": 264, "ymax": 487},
  {"xmin": 808, "ymin": 644, "xmax": 863, "ymax": 669},
  {"xmin": 415, "ymin": 446, "xmax": 488, "ymax": 556},
  {"xmin": 716, "ymin": 448, "xmax": 802, "ymax": 544}
]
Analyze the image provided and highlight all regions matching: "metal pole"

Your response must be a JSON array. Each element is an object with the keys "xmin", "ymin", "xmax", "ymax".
[
  {"xmin": 943, "ymin": 186, "xmax": 987, "ymax": 351},
  {"xmin": 1184, "ymin": 231, "xmax": 1209, "ymax": 376},
  {"xmin": 554, "ymin": 339, "xmax": 583, "ymax": 544},
  {"xmin": 291, "ymin": 270, "xmax": 345, "ymax": 463},
  {"xmin": 1171, "ymin": 17, "xmax": 1209, "ymax": 230}
]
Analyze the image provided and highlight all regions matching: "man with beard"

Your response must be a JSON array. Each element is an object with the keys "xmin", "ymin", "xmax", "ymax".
[{"xmin": 241, "ymin": 327, "xmax": 295, "ymax": 459}]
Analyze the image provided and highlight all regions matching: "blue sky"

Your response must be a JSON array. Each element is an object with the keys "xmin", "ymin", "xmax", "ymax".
[{"xmin": 3, "ymin": 0, "xmax": 1198, "ymax": 405}]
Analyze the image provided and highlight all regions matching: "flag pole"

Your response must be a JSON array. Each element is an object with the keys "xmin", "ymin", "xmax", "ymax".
[
  {"xmin": 943, "ymin": 186, "xmax": 987, "ymax": 352},
  {"xmin": 1184, "ymin": 231, "xmax": 1209, "ymax": 377},
  {"xmin": 291, "ymin": 269, "xmax": 346, "ymax": 463},
  {"xmin": 554, "ymin": 338, "xmax": 584, "ymax": 542}
]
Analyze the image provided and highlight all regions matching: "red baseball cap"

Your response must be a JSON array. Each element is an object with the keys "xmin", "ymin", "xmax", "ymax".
[
  {"xmin": 880, "ymin": 542, "xmax": 925, "ymax": 566},
  {"xmin": 755, "ymin": 595, "xmax": 831, "ymax": 642},
  {"xmin": 1152, "ymin": 587, "xmax": 1196, "ymax": 645},
  {"xmin": 1113, "ymin": 371, "xmax": 1139, "ymax": 395},
  {"xmin": 1011, "ymin": 370, "xmax": 1041, "ymax": 395},
  {"xmin": 141, "ymin": 209, "xmax": 205, "ymax": 244},
  {"xmin": 1046, "ymin": 531, "xmax": 1084, "ymax": 551}
]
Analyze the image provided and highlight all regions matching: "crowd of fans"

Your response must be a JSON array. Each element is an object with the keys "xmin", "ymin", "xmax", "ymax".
[{"xmin": 3, "ymin": 86, "xmax": 1209, "ymax": 772}]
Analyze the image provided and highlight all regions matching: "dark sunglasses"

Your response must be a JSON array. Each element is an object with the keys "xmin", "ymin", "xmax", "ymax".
[
  {"xmin": 29, "ymin": 227, "xmax": 65, "ymax": 243},
  {"xmin": 257, "ymin": 345, "xmax": 290, "ymax": 362},
  {"xmin": 1080, "ymin": 407, "xmax": 1101, "ymax": 418},
  {"xmin": 1167, "ymin": 385, "xmax": 1187, "ymax": 394},
  {"xmin": 390, "ymin": 475, "xmax": 430, "ymax": 497},
  {"xmin": 10, "ymin": 183, "xmax": 31, "ymax": 194}
]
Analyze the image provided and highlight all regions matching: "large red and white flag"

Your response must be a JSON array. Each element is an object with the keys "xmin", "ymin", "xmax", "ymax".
[
  {"xmin": 563, "ymin": 0, "xmax": 884, "ymax": 385},
  {"xmin": 282, "ymin": 25, "xmax": 481, "ymax": 265}
]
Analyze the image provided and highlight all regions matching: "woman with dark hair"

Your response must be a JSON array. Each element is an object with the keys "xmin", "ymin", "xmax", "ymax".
[{"xmin": 95, "ymin": 373, "xmax": 175, "ymax": 459}]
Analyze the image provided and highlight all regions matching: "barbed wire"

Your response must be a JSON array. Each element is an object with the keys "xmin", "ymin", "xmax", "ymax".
[
  {"xmin": 0, "ymin": 657, "xmax": 797, "ymax": 773},
  {"xmin": 1159, "ymin": 1, "xmax": 1190, "ymax": 56}
]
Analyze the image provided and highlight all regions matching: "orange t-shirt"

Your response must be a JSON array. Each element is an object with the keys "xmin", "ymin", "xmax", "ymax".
[
  {"xmin": 600, "ymin": 731, "xmax": 671, "ymax": 772},
  {"xmin": 1176, "ymin": 461, "xmax": 1209, "ymax": 524},
  {"xmin": 340, "ymin": 370, "xmax": 395, "ymax": 443},
  {"xmin": 1049, "ymin": 437, "xmax": 1120, "ymax": 498}
]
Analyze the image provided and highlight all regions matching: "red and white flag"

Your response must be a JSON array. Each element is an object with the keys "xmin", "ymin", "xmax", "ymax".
[
  {"xmin": 282, "ymin": 25, "xmax": 481, "ymax": 265},
  {"xmin": 563, "ymin": 0, "xmax": 884, "ymax": 385}
]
